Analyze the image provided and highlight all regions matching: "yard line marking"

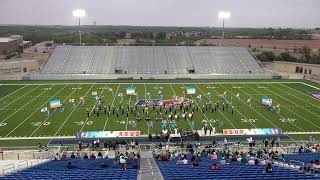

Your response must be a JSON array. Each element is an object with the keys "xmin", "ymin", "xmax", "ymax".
[
  {"xmin": 277, "ymin": 83, "xmax": 320, "ymax": 109},
  {"xmin": 144, "ymin": 83, "xmax": 150, "ymax": 135},
  {"xmin": 301, "ymin": 82, "xmax": 320, "ymax": 91},
  {"xmin": 79, "ymin": 83, "xmax": 108, "ymax": 133},
  {"xmin": 125, "ymin": 83, "xmax": 134, "ymax": 131},
  {"xmin": 211, "ymin": 84, "xmax": 257, "ymax": 128},
  {"xmin": 218, "ymin": 83, "xmax": 289, "ymax": 130},
  {"xmin": 195, "ymin": 84, "xmax": 236, "ymax": 129},
  {"xmin": 0, "ymin": 85, "xmax": 27, "ymax": 102},
  {"xmin": 0, "ymin": 85, "xmax": 39, "ymax": 112},
  {"xmin": 0, "ymin": 86, "xmax": 47, "ymax": 124},
  {"xmin": 103, "ymin": 83, "xmax": 120, "ymax": 131},
  {"xmin": 266, "ymin": 83, "xmax": 320, "ymax": 120},
  {"xmin": 30, "ymin": 85, "xmax": 76, "ymax": 136},
  {"xmin": 236, "ymin": 84, "xmax": 305, "ymax": 143},
  {"xmin": 6, "ymin": 85, "xmax": 68, "ymax": 137},
  {"xmin": 47, "ymin": 84, "xmax": 95, "ymax": 145},
  {"xmin": 244, "ymin": 84, "xmax": 310, "ymax": 131}
]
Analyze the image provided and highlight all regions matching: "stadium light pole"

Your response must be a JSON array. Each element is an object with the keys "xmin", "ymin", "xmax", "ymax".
[
  {"xmin": 218, "ymin": 11, "xmax": 231, "ymax": 44},
  {"xmin": 72, "ymin": 9, "xmax": 86, "ymax": 46}
]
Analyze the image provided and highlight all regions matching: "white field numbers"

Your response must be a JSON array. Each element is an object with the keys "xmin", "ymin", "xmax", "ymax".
[
  {"xmin": 75, "ymin": 121, "xmax": 93, "ymax": 126},
  {"xmin": 202, "ymin": 119, "xmax": 218, "ymax": 124},
  {"xmin": 279, "ymin": 118, "xmax": 296, "ymax": 123},
  {"xmin": 241, "ymin": 119, "xmax": 257, "ymax": 123},
  {"xmin": 116, "ymin": 120, "xmax": 135, "ymax": 125},
  {"xmin": 31, "ymin": 122, "xmax": 50, "ymax": 126}
]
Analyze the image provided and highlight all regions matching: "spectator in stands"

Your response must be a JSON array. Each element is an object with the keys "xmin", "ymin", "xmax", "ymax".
[
  {"xmin": 70, "ymin": 152, "xmax": 76, "ymax": 159},
  {"xmin": 312, "ymin": 160, "xmax": 320, "ymax": 169},
  {"xmin": 224, "ymin": 138, "xmax": 228, "ymax": 146},
  {"xmin": 248, "ymin": 158, "xmax": 255, "ymax": 165},
  {"xmin": 98, "ymin": 151, "xmax": 103, "ymax": 159},
  {"xmin": 191, "ymin": 154, "xmax": 200, "ymax": 167},
  {"xmin": 210, "ymin": 164, "xmax": 221, "ymax": 170},
  {"xmin": 78, "ymin": 141, "xmax": 82, "ymax": 151},
  {"xmin": 240, "ymin": 154, "xmax": 248, "ymax": 163},
  {"xmin": 53, "ymin": 153, "xmax": 60, "ymax": 161},
  {"xmin": 265, "ymin": 162, "xmax": 272, "ymax": 173},
  {"xmin": 83, "ymin": 153, "xmax": 89, "ymax": 159},
  {"xmin": 90, "ymin": 153, "xmax": 96, "ymax": 160},
  {"xmin": 220, "ymin": 157, "xmax": 226, "ymax": 165},
  {"xmin": 176, "ymin": 157, "xmax": 188, "ymax": 165},
  {"xmin": 119, "ymin": 156, "xmax": 126, "ymax": 171},
  {"xmin": 100, "ymin": 162, "xmax": 109, "ymax": 168},
  {"xmin": 67, "ymin": 161, "xmax": 77, "ymax": 169},
  {"xmin": 259, "ymin": 159, "xmax": 267, "ymax": 166},
  {"xmin": 182, "ymin": 157, "xmax": 188, "ymax": 165},
  {"xmin": 61, "ymin": 153, "xmax": 67, "ymax": 160},
  {"xmin": 211, "ymin": 152, "xmax": 217, "ymax": 160}
]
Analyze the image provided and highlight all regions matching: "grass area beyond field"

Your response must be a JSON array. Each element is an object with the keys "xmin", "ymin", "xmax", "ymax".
[{"xmin": 0, "ymin": 80, "xmax": 319, "ymax": 146}]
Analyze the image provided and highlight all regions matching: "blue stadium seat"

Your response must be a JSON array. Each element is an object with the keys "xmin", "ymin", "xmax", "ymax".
[
  {"xmin": 0, "ymin": 158, "xmax": 138, "ymax": 180},
  {"xmin": 156, "ymin": 154, "xmax": 319, "ymax": 179}
]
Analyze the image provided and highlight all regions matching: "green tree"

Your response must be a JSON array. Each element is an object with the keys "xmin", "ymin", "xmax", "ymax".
[{"xmin": 257, "ymin": 51, "xmax": 276, "ymax": 62}]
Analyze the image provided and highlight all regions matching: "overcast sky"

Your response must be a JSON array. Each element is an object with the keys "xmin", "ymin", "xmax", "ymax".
[{"xmin": 0, "ymin": 0, "xmax": 319, "ymax": 28}]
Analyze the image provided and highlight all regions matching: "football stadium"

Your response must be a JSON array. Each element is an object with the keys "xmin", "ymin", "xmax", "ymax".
[{"xmin": 1, "ymin": 0, "xmax": 320, "ymax": 179}]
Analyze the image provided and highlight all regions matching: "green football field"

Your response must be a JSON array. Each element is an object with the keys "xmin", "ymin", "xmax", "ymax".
[{"xmin": 0, "ymin": 80, "xmax": 319, "ymax": 145}]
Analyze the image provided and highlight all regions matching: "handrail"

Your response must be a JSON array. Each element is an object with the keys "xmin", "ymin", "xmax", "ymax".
[
  {"xmin": 17, "ymin": 160, "xmax": 28, "ymax": 169},
  {"xmin": 1, "ymin": 163, "xmax": 15, "ymax": 175}
]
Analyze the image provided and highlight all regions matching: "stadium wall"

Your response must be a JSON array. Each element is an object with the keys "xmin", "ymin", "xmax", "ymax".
[
  {"xmin": 0, "ymin": 59, "xmax": 39, "ymax": 80},
  {"xmin": 28, "ymin": 73, "xmax": 274, "ymax": 80}
]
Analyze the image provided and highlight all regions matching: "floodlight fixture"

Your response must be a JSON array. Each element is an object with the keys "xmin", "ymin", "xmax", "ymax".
[
  {"xmin": 72, "ymin": 9, "xmax": 86, "ymax": 18},
  {"xmin": 72, "ymin": 9, "xmax": 86, "ymax": 46},
  {"xmin": 218, "ymin": 11, "xmax": 231, "ymax": 20},
  {"xmin": 218, "ymin": 11, "xmax": 231, "ymax": 44}
]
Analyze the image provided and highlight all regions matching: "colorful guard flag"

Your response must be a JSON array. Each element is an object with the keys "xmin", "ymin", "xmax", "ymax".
[
  {"xmin": 92, "ymin": 91, "xmax": 97, "ymax": 96},
  {"xmin": 40, "ymin": 107, "xmax": 47, "ymax": 112}
]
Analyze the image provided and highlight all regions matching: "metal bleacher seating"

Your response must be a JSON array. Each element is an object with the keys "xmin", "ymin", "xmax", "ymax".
[
  {"xmin": 156, "ymin": 154, "xmax": 318, "ymax": 180},
  {"xmin": 41, "ymin": 45, "xmax": 266, "ymax": 75},
  {"xmin": 284, "ymin": 152, "xmax": 320, "ymax": 164},
  {"xmin": 0, "ymin": 158, "xmax": 138, "ymax": 180}
]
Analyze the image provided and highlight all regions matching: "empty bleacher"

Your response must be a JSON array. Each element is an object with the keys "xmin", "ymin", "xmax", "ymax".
[{"xmin": 41, "ymin": 46, "xmax": 265, "ymax": 75}]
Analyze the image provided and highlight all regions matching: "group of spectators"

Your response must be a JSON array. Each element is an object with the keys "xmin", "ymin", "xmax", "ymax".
[
  {"xmin": 155, "ymin": 145, "xmax": 282, "ymax": 174},
  {"xmin": 53, "ymin": 150, "xmax": 140, "ymax": 171},
  {"xmin": 53, "ymin": 150, "xmax": 109, "ymax": 161}
]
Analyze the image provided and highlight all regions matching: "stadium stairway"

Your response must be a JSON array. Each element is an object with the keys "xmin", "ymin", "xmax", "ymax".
[
  {"xmin": 156, "ymin": 155, "xmax": 319, "ymax": 180},
  {"xmin": 0, "ymin": 158, "xmax": 139, "ymax": 180},
  {"xmin": 137, "ymin": 150, "xmax": 163, "ymax": 180}
]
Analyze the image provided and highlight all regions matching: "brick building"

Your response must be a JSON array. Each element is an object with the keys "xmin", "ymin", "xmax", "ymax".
[{"xmin": 0, "ymin": 35, "xmax": 32, "ymax": 55}]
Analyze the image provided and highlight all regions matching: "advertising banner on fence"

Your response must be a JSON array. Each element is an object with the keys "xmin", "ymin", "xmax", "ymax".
[
  {"xmin": 76, "ymin": 131, "xmax": 141, "ymax": 138},
  {"xmin": 223, "ymin": 128, "xmax": 282, "ymax": 135}
]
